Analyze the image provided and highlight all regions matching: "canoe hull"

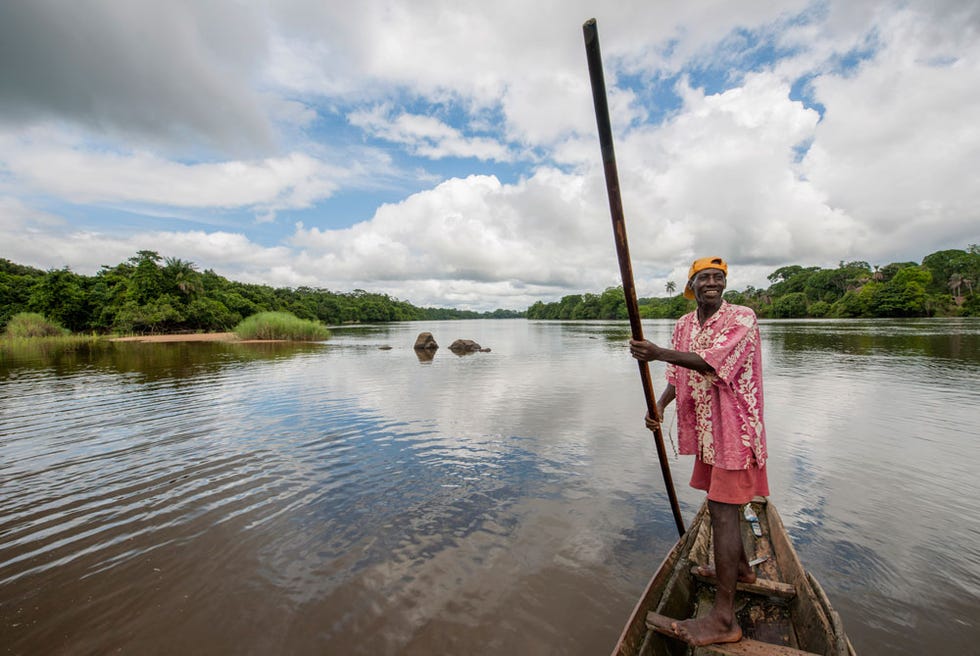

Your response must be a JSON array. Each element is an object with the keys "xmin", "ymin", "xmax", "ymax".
[{"xmin": 612, "ymin": 498, "xmax": 855, "ymax": 656}]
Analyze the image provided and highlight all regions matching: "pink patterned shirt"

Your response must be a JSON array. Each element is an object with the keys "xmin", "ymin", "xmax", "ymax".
[{"xmin": 665, "ymin": 302, "xmax": 767, "ymax": 470}]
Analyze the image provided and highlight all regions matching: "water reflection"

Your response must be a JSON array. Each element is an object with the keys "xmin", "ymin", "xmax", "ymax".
[
  {"xmin": 414, "ymin": 348, "xmax": 436, "ymax": 363},
  {"xmin": 0, "ymin": 340, "xmax": 325, "ymax": 381},
  {"xmin": 764, "ymin": 318, "xmax": 979, "ymax": 364},
  {"xmin": 1, "ymin": 319, "xmax": 978, "ymax": 654}
]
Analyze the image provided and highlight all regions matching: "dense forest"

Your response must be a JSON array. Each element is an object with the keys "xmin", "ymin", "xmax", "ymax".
[
  {"xmin": 0, "ymin": 251, "xmax": 522, "ymax": 334},
  {"xmin": 526, "ymin": 247, "xmax": 980, "ymax": 320},
  {"xmin": 3, "ymin": 247, "xmax": 977, "ymax": 334}
]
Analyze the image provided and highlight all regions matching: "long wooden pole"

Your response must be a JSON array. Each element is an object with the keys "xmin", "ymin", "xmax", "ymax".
[{"xmin": 582, "ymin": 18, "xmax": 685, "ymax": 537}]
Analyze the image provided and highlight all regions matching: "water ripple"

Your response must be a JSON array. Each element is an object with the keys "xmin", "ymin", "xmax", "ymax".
[{"xmin": 2, "ymin": 320, "xmax": 978, "ymax": 654}]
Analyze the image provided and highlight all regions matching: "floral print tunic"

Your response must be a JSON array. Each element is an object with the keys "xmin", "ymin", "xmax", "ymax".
[{"xmin": 665, "ymin": 302, "xmax": 767, "ymax": 470}]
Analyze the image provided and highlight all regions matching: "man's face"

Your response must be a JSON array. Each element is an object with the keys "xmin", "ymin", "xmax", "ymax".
[{"xmin": 691, "ymin": 268, "xmax": 726, "ymax": 302}]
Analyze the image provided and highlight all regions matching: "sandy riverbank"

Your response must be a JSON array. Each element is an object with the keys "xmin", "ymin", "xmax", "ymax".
[{"xmin": 110, "ymin": 333, "xmax": 240, "ymax": 343}]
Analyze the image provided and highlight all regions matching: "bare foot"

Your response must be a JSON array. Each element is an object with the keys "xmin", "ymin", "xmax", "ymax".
[
  {"xmin": 671, "ymin": 616, "xmax": 743, "ymax": 647},
  {"xmin": 694, "ymin": 563, "xmax": 757, "ymax": 584}
]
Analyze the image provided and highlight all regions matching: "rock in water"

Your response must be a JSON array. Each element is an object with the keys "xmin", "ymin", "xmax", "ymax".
[
  {"xmin": 449, "ymin": 339, "xmax": 482, "ymax": 353},
  {"xmin": 414, "ymin": 332, "xmax": 438, "ymax": 350}
]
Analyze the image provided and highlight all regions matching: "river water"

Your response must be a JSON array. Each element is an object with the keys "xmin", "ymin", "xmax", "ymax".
[{"xmin": 1, "ymin": 319, "xmax": 978, "ymax": 655}]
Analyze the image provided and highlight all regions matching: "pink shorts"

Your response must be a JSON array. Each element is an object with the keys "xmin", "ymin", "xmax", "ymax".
[{"xmin": 690, "ymin": 458, "xmax": 769, "ymax": 505}]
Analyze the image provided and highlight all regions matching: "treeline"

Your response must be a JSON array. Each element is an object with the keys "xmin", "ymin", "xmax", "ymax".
[
  {"xmin": 526, "ymin": 247, "xmax": 980, "ymax": 320},
  {"xmin": 4, "ymin": 247, "xmax": 976, "ymax": 333},
  {"xmin": 526, "ymin": 286, "xmax": 694, "ymax": 320},
  {"xmin": 0, "ymin": 251, "xmax": 523, "ymax": 334}
]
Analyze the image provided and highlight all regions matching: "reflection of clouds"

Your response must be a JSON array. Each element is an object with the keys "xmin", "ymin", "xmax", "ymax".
[
  {"xmin": 7, "ymin": 318, "xmax": 975, "ymax": 651},
  {"xmin": 224, "ymin": 321, "xmax": 695, "ymax": 648},
  {"xmin": 318, "ymin": 319, "xmax": 741, "ymax": 527},
  {"xmin": 309, "ymin": 493, "xmax": 652, "ymax": 652}
]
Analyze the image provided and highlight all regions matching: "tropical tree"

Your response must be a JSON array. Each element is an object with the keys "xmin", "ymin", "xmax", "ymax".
[
  {"xmin": 572, "ymin": 292, "xmax": 601, "ymax": 319},
  {"xmin": 0, "ymin": 259, "xmax": 44, "ymax": 329},
  {"xmin": 557, "ymin": 294, "xmax": 582, "ymax": 319},
  {"xmin": 873, "ymin": 267, "xmax": 932, "ymax": 316},
  {"xmin": 164, "ymin": 257, "xmax": 204, "ymax": 299},
  {"xmin": 770, "ymin": 292, "xmax": 809, "ymax": 318},
  {"xmin": 808, "ymin": 301, "xmax": 831, "ymax": 317},
  {"xmin": 598, "ymin": 286, "xmax": 627, "ymax": 319},
  {"xmin": 127, "ymin": 250, "xmax": 165, "ymax": 304},
  {"xmin": 948, "ymin": 273, "xmax": 964, "ymax": 298},
  {"xmin": 878, "ymin": 261, "xmax": 917, "ymax": 283},
  {"xmin": 665, "ymin": 280, "xmax": 676, "ymax": 295},
  {"xmin": 922, "ymin": 249, "xmax": 979, "ymax": 296},
  {"xmin": 184, "ymin": 297, "xmax": 237, "ymax": 330},
  {"xmin": 830, "ymin": 287, "xmax": 875, "ymax": 318},
  {"xmin": 767, "ymin": 265, "xmax": 805, "ymax": 283},
  {"xmin": 27, "ymin": 267, "xmax": 92, "ymax": 332}
]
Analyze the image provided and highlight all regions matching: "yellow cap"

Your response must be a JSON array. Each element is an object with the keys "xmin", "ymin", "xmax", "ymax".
[{"xmin": 683, "ymin": 256, "xmax": 728, "ymax": 299}]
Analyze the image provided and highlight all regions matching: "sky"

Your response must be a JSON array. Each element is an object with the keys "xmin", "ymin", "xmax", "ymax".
[{"xmin": 1, "ymin": 0, "xmax": 978, "ymax": 311}]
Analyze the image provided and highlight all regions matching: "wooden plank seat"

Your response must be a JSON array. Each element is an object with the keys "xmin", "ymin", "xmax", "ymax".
[
  {"xmin": 689, "ymin": 565, "xmax": 797, "ymax": 600},
  {"xmin": 645, "ymin": 612, "xmax": 822, "ymax": 656}
]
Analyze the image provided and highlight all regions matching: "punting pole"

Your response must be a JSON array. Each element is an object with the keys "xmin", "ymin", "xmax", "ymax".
[{"xmin": 582, "ymin": 18, "xmax": 685, "ymax": 537}]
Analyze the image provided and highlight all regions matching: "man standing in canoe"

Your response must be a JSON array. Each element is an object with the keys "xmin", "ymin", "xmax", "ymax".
[{"xmin": 629, "ymin": 256, "xmax": 769, "ymax": 647}]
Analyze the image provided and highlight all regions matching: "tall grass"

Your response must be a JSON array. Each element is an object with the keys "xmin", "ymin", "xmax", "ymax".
[
  {"xmin": 233, "ymin": 312, "xmax": 331, "ymax": 341},
  {"xmin": 2, "ymin": 313, "xmax": 109, "ymax": 359},
  {"xmin": 4, "ymin": 312, "xmax": 68, "ymax": 337},
  {"xmin": 1, "ymin": 333, "xmax": 107, "ymax": 356}
]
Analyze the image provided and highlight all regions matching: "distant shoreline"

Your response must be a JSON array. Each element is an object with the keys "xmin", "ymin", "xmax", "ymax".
[{"xmin": 111, "ymin": 332, "xmax": 243, "ymax": 343}]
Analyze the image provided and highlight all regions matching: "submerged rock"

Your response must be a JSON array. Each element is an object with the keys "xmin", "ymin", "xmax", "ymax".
[{"xmin": 448, "ymin": 339, "xmax": 485, "ymax": 353}]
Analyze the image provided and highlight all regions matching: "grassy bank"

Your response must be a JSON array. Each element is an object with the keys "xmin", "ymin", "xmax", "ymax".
[
  {"xmin": 1, "ymin": 333, "xmax": 109, "ymax": 356},
  {"xmin": 5, "ymin": 312, "xmax": 69, "ymax": 337},
  {"xmin": 233, "ymin": 312, "xmax": 331, "ymax": 341},
  {"xmin": 1, "ymin": 311, "xmax": 330, "ymax": 363},
  {"xmin": 0, "ymin": 312, "xmax": 108, "ymax": 358}
]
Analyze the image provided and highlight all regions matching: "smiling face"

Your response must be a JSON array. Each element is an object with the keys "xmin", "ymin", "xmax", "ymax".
[{"xmin": 690, "ymin": 267, "xmax": 727, "ymax": 304}]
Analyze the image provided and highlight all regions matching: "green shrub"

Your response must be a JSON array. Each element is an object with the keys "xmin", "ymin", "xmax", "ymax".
[
  {"xmin": 962, "ymin": 293, "xmax": 980, "ymax": 317},
  {"xmin": 233, "ymin": 311, "xmax": 331, "ymax": 341},
  {"xmin": 808, "ymin": 301, "xmax": 831, "ymax": 318},
  {"xmin": 770, "ymin": 292, "xmax": 809, "ymax": 318},
  {"xmin": 4, "ymin": 312, "xmax": 69, "ymax": 337}
]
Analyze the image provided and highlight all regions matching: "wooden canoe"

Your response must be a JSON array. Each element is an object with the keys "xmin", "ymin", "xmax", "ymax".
[{"xmin": 613, "ymin": 497, "xmax": 856, "ymax": 656}]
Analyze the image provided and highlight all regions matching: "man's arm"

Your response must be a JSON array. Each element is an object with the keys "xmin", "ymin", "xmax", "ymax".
[
  {"xmin": 629, "ymin": 338, "xmax": 715, "ymax": 374},
  {"xmin": 657, "ymin": 383, "xmax": 676, "ymax": 416},
  {"xmin": 645, "ymin": 383, "xmax": 676, "ymax": 430}
]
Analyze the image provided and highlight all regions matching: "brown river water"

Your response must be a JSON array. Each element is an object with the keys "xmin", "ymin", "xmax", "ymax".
[{"xmin": 1, "ymin": 318, "xmax": 978, "ymax": 655}]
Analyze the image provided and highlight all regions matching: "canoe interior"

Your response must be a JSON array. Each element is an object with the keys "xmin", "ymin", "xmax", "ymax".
[{"xmin": 613, "ymin": 498, "xmax": 855, "ymax": 656}]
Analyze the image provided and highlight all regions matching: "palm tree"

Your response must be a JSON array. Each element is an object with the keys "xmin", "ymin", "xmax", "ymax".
[
  {"xmin": 165, "ymin": 257, "xmax": 203, "ymax": 298},
  {"xmin": 948, "ymin": 273, "xmax": 963, "ymax": 298},
  {"xmin": 665, "ymin": 280, "xmax": 676, "ymax": 295}
]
